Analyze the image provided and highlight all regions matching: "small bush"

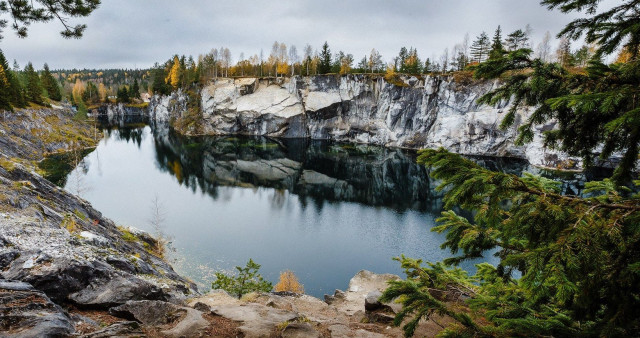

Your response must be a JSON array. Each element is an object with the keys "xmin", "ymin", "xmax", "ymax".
[
  {"xmin": 274, "ymin": 270, "xmax": 304, "ymax": 294},
  {"xmin": 212, "ymin": 258, "xmax": 272, "ymax": 299}
]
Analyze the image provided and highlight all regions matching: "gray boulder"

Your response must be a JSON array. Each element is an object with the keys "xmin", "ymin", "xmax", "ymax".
[
  {"xmin": 364, "ymin": 290, "xmax": 383, "ymax": 311},
  {"xmin": 0, "ymin": 280, "xmax": 74, "ymax": 337},
  {"xmin": 109, "ymin": 300, "xmax": 183, "ymax": 326},
  {"xmin": 80, "ymin": 321, "xmax": 142, "ymax": 338},
  {"xmin": 282, "ymin": 322, "xmax": 321, "ymax": 338}
]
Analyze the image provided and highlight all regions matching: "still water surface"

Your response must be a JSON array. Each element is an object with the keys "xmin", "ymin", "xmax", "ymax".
[{"xmin": 62, "ymin": 126, "xmax": 602, "ymax": 297}]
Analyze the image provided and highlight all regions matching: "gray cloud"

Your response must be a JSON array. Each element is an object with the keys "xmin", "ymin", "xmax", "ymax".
[{"xmin": 0, "ymin": 0, "xmax": 614, "ymax": 70}]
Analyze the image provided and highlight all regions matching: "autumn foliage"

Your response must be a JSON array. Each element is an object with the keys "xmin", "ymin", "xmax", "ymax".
[{"xmin": 273, "ymin": 270, "xmax": 304, "ymax": 294}]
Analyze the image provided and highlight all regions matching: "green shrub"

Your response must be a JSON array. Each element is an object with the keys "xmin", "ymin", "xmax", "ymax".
[{"xmin": 212, "ymin": 258, "xmax": 272, "ymax": 299}]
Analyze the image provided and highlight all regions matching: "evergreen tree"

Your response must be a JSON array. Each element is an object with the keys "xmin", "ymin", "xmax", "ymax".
[
  {"xmin": 400, "ymin": 47, "xmax": 421, "ymax": 74},
  {"xmin": 382, "ymin": 149, "xmax": 640, "ymax": 337},
  {"xmin": 397, "ymin": 47, "xmax": 409, "ymax": 72},
  {"xmin": 179, "ymin": 55, "xmax": 186, "ymax": 85},
  {"xmin": 489, "ymin": 25, "xmax": 504, "ymax": 59},
  {"xmin": 0, "ymin": 64, "xmax": 12, "ymax": 112},
  {"xmin": 211, "ymin": 259, "xmax": 272, "ymax": 299},
  {"xmin": 82, "ymin": 81, "xmax": 99, "ymax": 104},
  {"xmin": 24, "ymin": 62, "xmax": 43, "ymax": 104},
  {"xmin": 331, "ymin": 51, "xmax": 343, "ymax": 73},
  {"xmin": 0, "ymin": 0, "xmax": 99, "ymax": 39},
  {"xmin": 0, "ymin": 49, "xmax": 25, "ymax": 108},
  {"xmin": 572, "ymin": 44, "xmax": 593, "ymax": 67},
  {"xmin": 451, "ymin": 45, "xmax": 469, "ymax": 72},
  {"xmin": 424, "ymin": 58, "xmax": 434, "ymax": 72},
  {"xmin": 116, "ymin": 86, "xmax": 130, "ymax": 103},
  {"xmin": 505, "ymin": 29, "xmax": 529, "ymax": 50},
  {"xmin": 318, "ymin": 42, "xmax": 332, "ymax": 74},
  {"xmin": 384, "ymin": 0, "xmax": 640, "ymax": 336},
  {"xmin": 130, "ymin": 79, "xmax": 140, "ymax": 99},
  {"xmin": 185, "ymin": 56, "xmax": 197, "ymax": 86},
  {"xmin": 40, "ymin": 63, "xmax": 62, "ymax": 101},
  {"xmin": 470, "ymin": 32, "xmax": 490, "ymax": 63},
  {"xmin": 152, "ymin": 67, "xmax": 170, "ymax": 95}
]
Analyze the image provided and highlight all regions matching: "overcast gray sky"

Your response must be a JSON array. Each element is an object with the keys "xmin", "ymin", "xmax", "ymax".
[{"xmin": 0, "ymin": 0, "xmax": 612, "ymax": 70}]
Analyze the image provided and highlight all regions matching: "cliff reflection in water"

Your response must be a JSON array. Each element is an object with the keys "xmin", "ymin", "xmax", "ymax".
[
  {"xmin": 148, "ymin": 127, "xmax": 610, "ymax": 211},
  {"xmin": 151, "ymin": 128, "xmax": 437, "ymax": 212}
]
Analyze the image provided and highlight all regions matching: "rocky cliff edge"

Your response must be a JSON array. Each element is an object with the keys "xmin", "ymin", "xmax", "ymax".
[{"xmin": 149, "ymin": 74, "xmax": 587, "ymax": 170}]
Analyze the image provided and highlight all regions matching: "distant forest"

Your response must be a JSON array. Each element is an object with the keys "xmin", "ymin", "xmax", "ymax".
[
  {"xmin": 1, "ymin": 24, "xmax": 628, "ymax": 113},
  {"xmin": 0, "ymin": 48, "xmax": 149, "ymax": 113}
]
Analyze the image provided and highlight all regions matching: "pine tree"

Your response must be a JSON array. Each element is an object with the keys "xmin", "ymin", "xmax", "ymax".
[
  {"xmin": 0, "ymin": 0, "xmax": 99, "ymax": 39},
  {"xmin": 400, "ymin": 47, "xmax": 421, "ymax": 74},
  {"xmin": 0, "ymin": 64, "xmax": 12, "ymax": 112},
  {"xmin": 489, "ymin": 25, "xmax": 504, "ymax": 59},
  {"xmin": 130, "ymin": 79, "xmax": 140, "ymax": 99},
  {"xmin": 318, "ymin": 42, "xmax": 332, "ymax": 74},
  {"xmin": 397, "ymin": 47, "xmax": 409, "ymax": 72},
  {"xmin": 573, "ymin": 44, "xmax": 593, "ymax": 67},
  {"xmin": 424, "ymin": 58, "xmax": 433, "ymax": 72},
  {"xmin": 40, "ymin": 63, "xmax": 62, "ymax": 101},
  {"xmin": 211, "ymin": 259, "xmax": 272, "ymax": 299},
  {"xmin": 116, "ymin": 86, "xmax": 130, "ymax": 103},
  {"xmin": 0, "ymin": 49, "xmax": 26, "ymax": 108},
  {"xmin": 470, "ymin": 32, "xmax": 490, "ymax": 63},
  {"xmin": 152, "ymin": 67, "xmax": 170, "ymax": 95},
  {"xmin": 382, "ymin": 149, "xmax": 640, "ymax": 337},
  {"xmin": 505, "ymin": 29, "xmax": 529, "ymax": 51},
  {"xmin": 24, "ymin": 62, "xmax": 43, "ymax": 104},
  {"xmin": 82, "ymin": 81, "xmax": 98, "ymax": 104},
  {"xmin": 185, "ymin": 56, "xmax": 197, "ymax": 86},
  {"xmin": 385, "ymin": 1, "xmax": 640, "ymax": 336}
]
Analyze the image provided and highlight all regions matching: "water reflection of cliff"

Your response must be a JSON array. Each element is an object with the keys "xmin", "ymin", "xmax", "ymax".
[
  {"xmin": 152, "ymin": 128, "xmax": 439, "ymax": 211},
  {"xmin": 94, "ymin": 105, "xmax": 148, "ymax": 129},
  {"xmin": 149, "ymin": 126, "xmax": 615, "ymax": 211},
  {"xmin": 103, "ymin": 127, "xmax": 145, "ymax": 148}
]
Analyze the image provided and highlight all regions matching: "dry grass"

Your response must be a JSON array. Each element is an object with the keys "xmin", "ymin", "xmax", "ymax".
[{"xmin": 61, "ymin": 214, "xmax": 80, "ymax": 233}]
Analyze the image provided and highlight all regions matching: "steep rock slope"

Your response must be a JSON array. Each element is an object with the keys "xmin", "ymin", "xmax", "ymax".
[{"xmin": 0, "ymin": 107, "xmax": 197, "ymax": 336}]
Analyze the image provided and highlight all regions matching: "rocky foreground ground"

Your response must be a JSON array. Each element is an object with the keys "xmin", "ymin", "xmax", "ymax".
[{"xmin": 0, "ymin": 106, "xmax": 453, "ymax": 336}]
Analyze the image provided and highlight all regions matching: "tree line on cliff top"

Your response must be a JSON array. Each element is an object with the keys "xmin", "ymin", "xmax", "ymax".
[
  {"xmin": 0, "ymin": 51, "xmax": 146, "ymax": 113},
  {"xmin": 149, "ymin": 24, "xmax": 610, "ymax": 95}
]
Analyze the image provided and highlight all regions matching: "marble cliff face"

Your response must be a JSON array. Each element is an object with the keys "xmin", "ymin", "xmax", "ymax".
[{"xmin": 149, "ymin": 74, "xmax": 581, "ymax": 169}]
